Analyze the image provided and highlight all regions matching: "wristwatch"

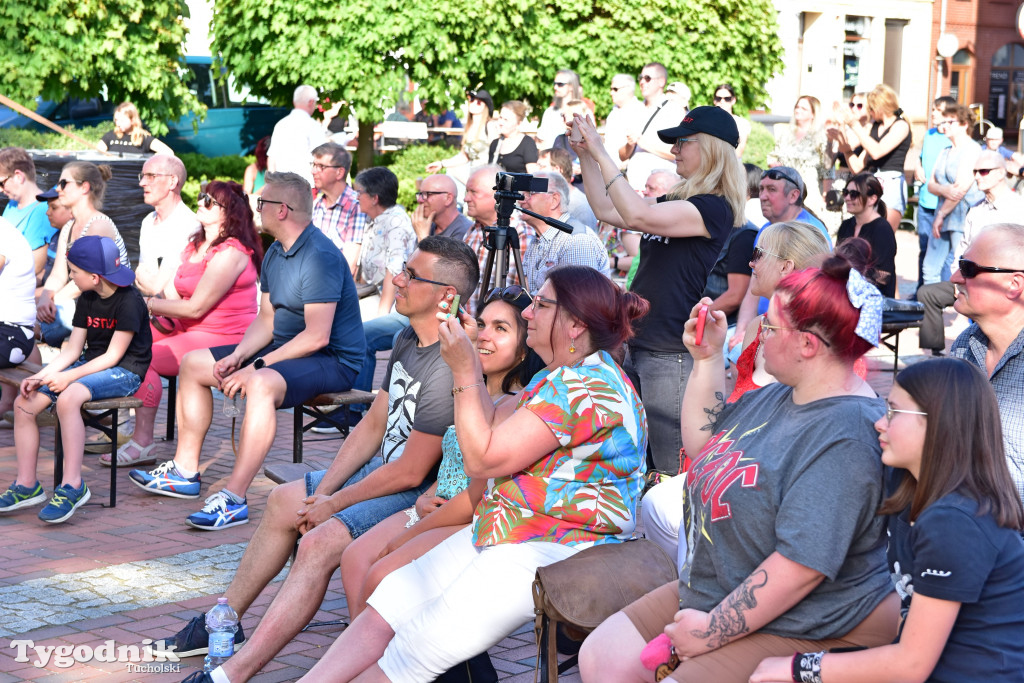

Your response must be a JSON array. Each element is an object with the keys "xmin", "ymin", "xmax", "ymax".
[{"xmin": 252, "ymin": 357, "xmax": 266, "ymax": 370}]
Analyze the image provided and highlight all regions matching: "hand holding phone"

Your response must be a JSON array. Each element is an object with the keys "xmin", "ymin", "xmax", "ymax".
[{"xmin": 694, "ymin": 304, "xmax": 709, "ymax": 346}]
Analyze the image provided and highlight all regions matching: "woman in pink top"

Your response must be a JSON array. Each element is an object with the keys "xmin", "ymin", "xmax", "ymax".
[{"xmin": 105, "ymin": 180, "xmax": 263, "ymax": 466}]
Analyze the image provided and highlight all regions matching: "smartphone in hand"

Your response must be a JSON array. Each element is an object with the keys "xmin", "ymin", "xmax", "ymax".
[{"xmin": 694, "ymin": 304, "xmax": 709, "ymax": 346}]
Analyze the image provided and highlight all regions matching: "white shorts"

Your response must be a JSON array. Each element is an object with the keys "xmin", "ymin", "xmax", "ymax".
[{"xmin": 369, "ymin": 526, "xmax": 578, "ymax": 683}]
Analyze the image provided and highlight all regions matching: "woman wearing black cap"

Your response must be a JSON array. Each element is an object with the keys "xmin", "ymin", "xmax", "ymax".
[
  {"xmin": 425, "ymin": 89, "xmax": 496, "ymax": 179},
  {"xmin": 570, "ymin": 106, "xmax": 746, "ymax": 477}
]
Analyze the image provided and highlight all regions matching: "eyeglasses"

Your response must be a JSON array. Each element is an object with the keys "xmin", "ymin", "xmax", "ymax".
[
  {"xmin": 639, "ymin": 74, "xmax": 654, "ymax": 83},
  {"xmin": 885, "ymin": 403, "xmax": 927, "ymax": 421},
  {"xmin": 751, "ymin": 246, "xmax": 782, "ymax": 262},
  {"xmin": 761, "ymin": 321, "xmax": 831, "ymax": 347},
  {"xmin": 255, "ymin": 196, "xmax": 293, "ymax": 212},
  {"xmin": 714, "ymin": 95, "xmax": 734, "ymax": 103},
  {"xmin": 842, "ymin": 188, "xmax": 863, "ymax": 200},
  {"xmin": 310, "ymin": 162, "xmax": 343, "ymax": 173},
  {"xmin": 849, "ymin": 102, "xmax": 865, "ymax": 110},
  {"xmin": 939, "ymin": 118, "xmax": 959, "ymax": 127},
  {"xmin": 138, "ymin": 172, "xmax": 172, "ymax": 182},
  {"xmin": 670, "ymin": 138, "xmax": 697, "ymax": 150},
  {"xmin": 553, "ymin": 81, "xmax": 569, "ymax": 88},
  {"xmin": 532, "ymin": 294, "xmax": 558, "ymax": 309},
  {"xmin": 485, "ymin": 285, "xmax": 533, "ymax": 309},
  {"xmin": 415, "ymin": 190, "xmax": 449, "ymax": 198},
  {"xmin": 761, "ymin": 168, "xmax": 801, "ymax": 190},
  {"xmin": 57, "ymin": 178, "xmax": 81, "ymax": 191},
  {"xmin": 0, "ymin": 176, "xmax": 9, "ymax": 191},
  {"xmin": 973, "ymin": 168, "xmax": 998, "ymax": 177},
  {"xmin": 957, "ymin": 258, "xmax": 1024, "ymax": 278},
  {"xmin": 400, "ymin": 261, "xmax": 451, "ymax": 287},
  {"xmin": 610, "ymin": 86, "xmax": 623, "ymax": 92},
  {"xmin": 197, "ymin": 193, "xmax": 222, "ymax": 209}
]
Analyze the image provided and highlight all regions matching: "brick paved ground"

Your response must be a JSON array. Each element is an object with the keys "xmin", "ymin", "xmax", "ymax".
[{"xmin": 0, "ymin": 230, "xmax": 965, "ymax": 681}]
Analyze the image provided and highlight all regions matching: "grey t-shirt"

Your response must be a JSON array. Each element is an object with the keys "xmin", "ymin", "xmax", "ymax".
[
  {"xmin": 679, "ymin": 382, "xmax": 893, "ymax": 639},
  {"xmin": 379, "ymin": 326, "xmax": 455, "ymax": 463}
]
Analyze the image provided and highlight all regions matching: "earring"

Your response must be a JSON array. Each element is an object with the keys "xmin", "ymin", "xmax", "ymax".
[{"xmin": 569, "ymin": 337, "xmax": 576, "ymax": 354}]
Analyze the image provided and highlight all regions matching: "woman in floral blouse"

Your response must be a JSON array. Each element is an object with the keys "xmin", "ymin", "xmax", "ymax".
[
  {"xmin": 767, "ymin": 95, "xmax": 832, "ymax": 228},
  {"xmin": 298, "ymin": 266, "xmax": 649, "ymax": 682}
]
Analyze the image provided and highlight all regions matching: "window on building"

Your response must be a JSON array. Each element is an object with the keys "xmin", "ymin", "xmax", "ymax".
[
  {"xmin": 843, "ymin": 16, "xmax": 869, "ymax": 99},
  {"xmin": 989, "ymin": 43, "xmax": 1024, "ymax": 135},
  {"xmin": 950, "ymin": 49, "xmax": 972, "ymax": 105}
]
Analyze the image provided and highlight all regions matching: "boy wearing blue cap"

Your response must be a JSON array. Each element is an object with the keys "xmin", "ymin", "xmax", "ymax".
[{"xmin": 0, "ymin": 235, "xmax": 151, "ymax": 523}]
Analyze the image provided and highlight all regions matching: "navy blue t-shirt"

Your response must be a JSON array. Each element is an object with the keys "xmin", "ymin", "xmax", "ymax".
[
  {"xmin": 886, "ymin": 476, "xmax": 1024, "ymax": 681},
  {"xmin": 260, "ymin": 223, "xmax": 365, "ymax": 372}
]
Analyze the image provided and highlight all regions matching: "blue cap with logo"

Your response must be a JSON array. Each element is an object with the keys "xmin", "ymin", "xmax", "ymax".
[{"xmin": 67, "ymin": 235, "xmax": 135, "ymax": 287}]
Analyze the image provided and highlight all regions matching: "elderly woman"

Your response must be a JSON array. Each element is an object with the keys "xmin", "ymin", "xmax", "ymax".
[
  {"xmin": 96, "ymin": 102, "xmax": 174, "ymax": 156},
  {"xmin": 108, "ymin": 180, "xmax": 263, "ymax": 466},
  {"xmin": 570, "ymin": 105, "xmax": 746, "ymax": 476},
  {"xmin": 579, "ymin": 253, "xmax": 899, "ymax": 682},
  {"xmin": 295, "ymin": 266, "xmax": 649, "ymax": 682}
]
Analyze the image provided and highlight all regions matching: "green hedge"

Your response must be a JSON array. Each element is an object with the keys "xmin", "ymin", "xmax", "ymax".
[
  {"xmin": 371, "ymin": 142, "xmax": 456, "ymax": 210},
  {"xmin": 177, "ymin": 152, "xmax": 252, "ymax": 207},
  {"xmin": 742, "ymin": 121, "xmax": 775, "ymax": 170},
  {"xmin": 0, "ymin": 124, "xmax": 104, "ymax": 151}
]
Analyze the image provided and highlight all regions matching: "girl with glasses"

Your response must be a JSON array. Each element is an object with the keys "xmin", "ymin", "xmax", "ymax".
[
  {"xmin": 37, "ymin": 162, "xmax": 128, "ymax": 349},
  {"xmin": 339, "ymin": 286, "xmax": 544, "ymax": 618},
  {"xmin": 111, "ymin": 180, "xmax": 263, "ymax": 467},
  {"xmin": 837, "ymin": 173, "xmax": 897, "ymax": 296},
  {"xmin": 752, "ymin": 358, "xmax": 1024, "ymax": 683}
]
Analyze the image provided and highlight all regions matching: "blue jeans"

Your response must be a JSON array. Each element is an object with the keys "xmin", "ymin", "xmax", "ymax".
[
  {"xmin": 40, "ymin": 301, "xmax": 76, "ymax": 348},
  {"xmin": 39, "ymin": 360, "xmax": 142, "ymax": 403},
  {"xmin": 915, "ymin": 207, "xmax": 937, "ymax": 292},
  {"xmin": 354, "ymin": 311, "xmax": 410, "ymax": 394},
  {"xmin": 921, "ymin": 229, "xmax": 961, "ymax": 286},
  {"xmin": 625, "ymin": 346, "xmax": 693, "ymax": 474},
  {"xmin": 305, "ymin": 459, "xmax": 431, "ymax": 538}
]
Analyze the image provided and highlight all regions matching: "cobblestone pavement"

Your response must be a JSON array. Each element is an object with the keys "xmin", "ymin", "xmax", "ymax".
[{"xmin": 0, "ymin": 229, "xmax": 963, "ymax": 681}]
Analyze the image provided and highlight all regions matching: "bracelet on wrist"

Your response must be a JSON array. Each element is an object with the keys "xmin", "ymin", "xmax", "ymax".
[
  {"xmin": 605, "ymin": 172, "xmax": 625, "ymax": 193},
  {"xmin": 794, "ymin": 651, "xmax": 825, "ymax": 683},
  {"xmin": 452, "ymin": 381, "xmax": 483, "ymax": 396}
]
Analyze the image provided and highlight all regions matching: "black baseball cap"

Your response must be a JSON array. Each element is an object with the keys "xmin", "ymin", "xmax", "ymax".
[
  {"xmin": 657, "ymin": 105, "xmax": 740, "ymax": 148},
  {"xmin": 467, "ymin": 89, "xmax": 495, "ymax": 117}
]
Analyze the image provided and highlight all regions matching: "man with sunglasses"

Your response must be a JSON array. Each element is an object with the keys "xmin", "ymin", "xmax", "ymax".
[
  {"xmin": 602, "ymin": 74, "xmax": 645, "ymax": 169},
  {"xmin": 947, "ymin": 223, "xmax": 1024, "ymax": 505},
  {"xmin": 130, "ymin": 172, "xmax": 365, "ymax": 530},
  {"xmin": 917, "ymin": 151, "xmax": 1024, "ymax": 356},
  {"xmin": 621, "ymin": 62, "xmax": 686, "ymax": 192},
  {"xmin": 135, "ymin": 154, "xmax": 198, "ymax": 296}
]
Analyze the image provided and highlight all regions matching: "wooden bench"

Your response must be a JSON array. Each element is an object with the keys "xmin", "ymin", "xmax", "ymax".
[
  {"xmin": 0, "ymin": 362, "xmax": 142, "ymax": 507},
  {"xmin": 292, "ymin": 390, "xmax": 376, "ymax": 463}
]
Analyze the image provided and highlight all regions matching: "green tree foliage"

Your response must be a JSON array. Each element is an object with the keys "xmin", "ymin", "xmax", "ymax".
[
  {"xmin": 0, "ymin": 0, "xmax": 202, "ymax": 135},
  {"xmin": 210, "ymin": 0, "xmax": 782, "ymax": 167}
]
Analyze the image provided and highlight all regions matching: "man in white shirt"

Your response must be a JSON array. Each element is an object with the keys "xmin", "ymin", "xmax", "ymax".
[
  {"xmin": 620, "ymin": 63, "xmax": 686, "ymax": 192},
  {"xmin": 603, "ymin": 74, "xmax": 646, "ymax": 169},
  {"xmin": 135, "ymin": 154, "xmax": 200, "ymax": 296},
  {"xmin": 268, "ymin": 85, "xmax": 328, "ymax": 186}
]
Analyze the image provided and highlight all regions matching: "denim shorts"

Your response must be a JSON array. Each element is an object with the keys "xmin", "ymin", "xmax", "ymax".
[
  {"xmin": 39, "ymin": 360, "xmax": 143, "ymax": 403},
  {"xmin": 209, "ymin": 343, "xmax": 357, "ymax": 409},
  {"xmin": 305, "ymin": 459, "xmax": 432, "ymax": 538}
]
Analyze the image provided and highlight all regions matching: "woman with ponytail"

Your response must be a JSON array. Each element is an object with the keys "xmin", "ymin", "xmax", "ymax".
[{"xmin": 110, "ymin": 180, "xmax": 263, "ymax": 466}]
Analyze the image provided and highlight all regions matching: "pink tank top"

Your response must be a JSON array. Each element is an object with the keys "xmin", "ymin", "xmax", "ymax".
[{"xmin": 174, "ymin": 238, "xmax": 258, "ymax": 335}]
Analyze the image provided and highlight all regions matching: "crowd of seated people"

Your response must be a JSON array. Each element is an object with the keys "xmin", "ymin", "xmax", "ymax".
[{"xmin": 1, "ymin": 63, "xmax": 1024, "ymax": 683}]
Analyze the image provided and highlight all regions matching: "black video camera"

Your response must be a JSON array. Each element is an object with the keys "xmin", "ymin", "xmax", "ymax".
[{"xmin": 495, "ymin": 172, "xmax": 548, "ymax": 194}]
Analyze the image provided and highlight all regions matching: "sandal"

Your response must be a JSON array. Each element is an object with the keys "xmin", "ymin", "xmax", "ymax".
[{"xmin": 100, "ymin": 439, "xmax": 159, "ymax": 468}]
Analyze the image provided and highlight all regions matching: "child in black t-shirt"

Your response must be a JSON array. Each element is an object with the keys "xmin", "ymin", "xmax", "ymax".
[{"xmin": 0, "ymin": 236, "xmax": 151, "ymax": 524}]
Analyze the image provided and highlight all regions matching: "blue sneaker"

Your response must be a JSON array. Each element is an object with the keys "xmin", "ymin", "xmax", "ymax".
[
  {"xmin": 0, "ymin": 481, "xmax": 46, "ymax": 512},
  {"xmin": 38, "ymin": 483, "xmax": 91, "ymax": 524},
  {"xmin": 129, "ymin": 460, "xmax": 201, "ymax": 499},
  {"xmin": 186, "ymin": 491, "xmax": 248, "ymax": 530}
]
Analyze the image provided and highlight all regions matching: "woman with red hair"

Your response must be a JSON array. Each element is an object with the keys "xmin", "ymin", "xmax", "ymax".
[
  {"xmin": 107, "ymin": 180, "xmax": 263, "ymax": 466},
  {"xmin": 580, "ymin": 253, "xmax": 899, "ymax": 683}
]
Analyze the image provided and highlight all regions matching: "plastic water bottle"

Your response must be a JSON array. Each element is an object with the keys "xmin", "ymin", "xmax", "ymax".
[
  {"xmin": 222, "ymin": 393, "xmax": 244, "ymax": 418},
  {"xmin": 203, "ymin": 598, "xmax": 238, "ymax": 672}
]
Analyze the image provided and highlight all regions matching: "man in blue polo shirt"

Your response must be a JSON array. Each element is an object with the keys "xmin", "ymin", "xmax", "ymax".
[{"xmin": 130, "ymin": 172, "xmax": 365, "ymax": 530}]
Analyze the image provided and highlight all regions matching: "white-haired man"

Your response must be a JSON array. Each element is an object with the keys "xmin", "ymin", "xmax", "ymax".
[
  {"xmin": 135, "ymin": 154, "xmax": 199, "ymax": 295},
  {"xmin": 268, "ymin": 84, "xmax": 328, "ymax": 185}
]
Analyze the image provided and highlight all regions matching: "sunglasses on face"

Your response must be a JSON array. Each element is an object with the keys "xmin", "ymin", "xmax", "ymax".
[
  {"xmin": 639, "ymin": 74, "xmax": 654, "ymax": 83},
  {"xmin": 842, "ymin": 188, "xmax": 863, "ymax": 200},
  {"xmin": 57, "ymin": 178, "xmax": 80, "ymax": 191},
  {"xmin": 957, "ymin": 258, "xmax": 1024, "ymax": 278},
  {"xmin": 761, "ymin": 168, "xmax": 801, "ymax": 189},
  {"xmin": 485, "ymin": 285, "xmax": 533, "ymax": 310},
  {"xmin": 197, "ymin": 193, "xmax": 222, "ymax": 209},
  {"xmin": 849, "ymin": 102, "xmax": 865, "ymax": 110},
  {"xmin": 714, "ymin": 95, "xmax": 734, "ymax": 103},
  {"xmin": 553, "ymin": 81, "xmax": 569, "ymax": 88},
  {"xmin": 751, "ymin": 246, "xmax": 782, "ymax": 262},
  {"xmin": 973, "ymin": 168, "xmax": 997, "ymax": 177}
]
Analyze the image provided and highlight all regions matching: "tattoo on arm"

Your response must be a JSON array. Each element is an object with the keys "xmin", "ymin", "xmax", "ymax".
[
  {"xmin": 690, "ymin": 569, "xmax": 768, "ymax": 649},
  {"xmin": 700, "ymin": 392, "xmax": 726, "ymax": 433}
]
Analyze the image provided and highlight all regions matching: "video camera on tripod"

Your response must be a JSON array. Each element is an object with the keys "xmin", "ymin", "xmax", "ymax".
[{"xmin": 479, "ymin": 172, "xmax": 574, "ymax": 303}]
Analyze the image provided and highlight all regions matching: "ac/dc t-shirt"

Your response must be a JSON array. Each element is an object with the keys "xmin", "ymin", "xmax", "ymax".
[
  {"xmin": 72, "ymin": 286, "xmax": 152, "ymax": 379},
  {"xmin": 885, "ymin": 479, "xmax": 1024, "ymax": 682}
]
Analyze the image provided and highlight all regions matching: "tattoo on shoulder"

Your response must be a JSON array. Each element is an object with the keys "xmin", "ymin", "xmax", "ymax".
[
  {"xmin": 700, "ymin": 392, "xmax": 726, "ymax": 433},
  {"xmin": 690, "ymin": 569, "xmax": 768, "ymax": 649}
]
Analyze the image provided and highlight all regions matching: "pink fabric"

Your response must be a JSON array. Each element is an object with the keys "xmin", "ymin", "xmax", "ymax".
[
  {"xmin": 134, "ymin": 238, "xmax": 257, "ymax": 408},
  {"xmin": 174, "ymin": 237, "xmax": 258, "ymax": 335}
]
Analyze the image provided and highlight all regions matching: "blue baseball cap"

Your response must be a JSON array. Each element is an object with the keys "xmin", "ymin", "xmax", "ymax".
[{"xmin": 67, "ymin": 235, "xmax": 135, "ymax": 287}]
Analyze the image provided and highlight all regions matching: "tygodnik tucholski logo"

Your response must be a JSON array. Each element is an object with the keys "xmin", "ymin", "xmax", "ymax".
[{"xmin": 10, "ymin": 638, "xmax": 180, "ymax": 672}]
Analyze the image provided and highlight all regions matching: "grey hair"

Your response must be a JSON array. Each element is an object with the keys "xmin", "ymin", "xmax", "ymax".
[
  {"xmin": 264, "ymin": 171, "xmax": 313, "ymax": 215},
  {"xmin": 293, "ymin": 84, "xmax": 318, "ymax": 106},
  {"xmin": 534, "ymin": 170, "xmax": 569, "ymax": 212}
]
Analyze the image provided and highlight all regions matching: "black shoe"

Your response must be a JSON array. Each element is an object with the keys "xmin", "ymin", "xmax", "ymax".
[
  {"xmin": 157, "ymin": 614, "xmax": 246, "ymax": 658},
  {"xmin": 182, "ymin": 673, "xmax": 213, "ymax": 683}
]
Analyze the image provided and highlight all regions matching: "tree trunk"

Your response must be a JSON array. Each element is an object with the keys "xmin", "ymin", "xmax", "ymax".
[{"xmin": 356, "ymin": 117, "xmax": 376, "ymax": 173}]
